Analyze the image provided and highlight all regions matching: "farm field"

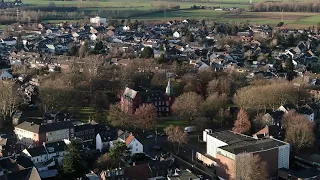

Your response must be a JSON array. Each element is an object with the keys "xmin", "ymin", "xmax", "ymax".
[
  {"xmin": 221, "ymin": 12, "xmax": 320, "ymax": 28},
  {"xmin": 132, "ymin": 9, "xmax": 228, "ymax": 20}
]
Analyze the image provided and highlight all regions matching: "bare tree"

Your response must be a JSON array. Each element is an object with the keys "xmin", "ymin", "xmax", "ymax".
[
  {"xmin": 283, "ymin": 110, "xmax": 315, "ymax": 151},
  {"xmin": 164, "ymin": 125, "xmax": 187, "ymax": 154},
  {"xmin": 200, "ymin": 93, "xmax": 228, "ymax": 126},
  {"xmin": 0, "ymin": 81, "xmax": 22, "ymax": 123},
  {"xmin": 233, "ymin": 109, "xmax": 251, "ymax": 134},
  {"xmin": 95, "ymin": 153, "xmax": 117, "ymax": 170},
  {"xmin": 108, "ymin": 104, "xmax": 133, "ymax": 129},
  {"xmin": 134, "ymin": 104, "xmax": 157, "ymax": 131},
  {"xmin": 236, "ymin": 153, "xmax": 268, "ymax": 180},
  {"xmin": 172, "ymin": 92, "xmax": 203, "ymax": 124}
]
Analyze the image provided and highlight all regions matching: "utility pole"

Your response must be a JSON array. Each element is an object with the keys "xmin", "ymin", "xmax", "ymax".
[
  {"xmin": 281, "ymin": 9, "xmax": 284, "ymax": 22},
  {"xmin": 192, "ymin": 150, "xmax": 194, "ymax": 161}
]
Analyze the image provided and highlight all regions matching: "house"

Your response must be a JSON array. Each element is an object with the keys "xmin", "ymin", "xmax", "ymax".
[
  {"xmin": 90, "ymin": 16, "xmax": 107, "ymax": 25},
  {"xmin": 305, "ymin": 103, "xmax": 320, "ymax": 119},
  {"xmin": 278, "ymin": 104, "xmax": 297, "ymax": 113},
  {"xmin": 120, "ymin": 87, "xmax": 142, "ymax": 114},
  {"xmin": 0, "ymin": 166, "xmax": 41, "ymax": 180},
  {"xmin": 298, "ymin": 106, "xmax": 315, "ymax": 122},
  {"xmin": 201, "ymin": 130, "xmax": 290, "ymax": 180},
  {"xmin": 253, "ymin": 125, "xmax": 282, "ymax": 139},
  {"xmin": 123, "ymin": 26, "xmax": 130, "ymax": 31},
  {"xmin": 95, "ymin": 125, "xmax": 118, "ymax": 151},
  {"xmin": 22, "ymin": 146, "xmax": 49, "ymax": 165},
  {"xmin": 22, "ymin": 140, "xmax": 67, "ymax": 170},
  {"xmin": 90, "ymin": 34, "xmax": 97, "ymax": 41},
  {"xmin": 120, "ymin": 80, "xmax": 175, "ymax": 116},
  {"xmin": 0, "ymin": 70, "xmax": 13, "ymax": 80},
  {"xmin": 74, "ymin": 123, "xmax": 96, "ymax": 145},
  {"xmin": 262, "ymin": 110, "xmax": 284, "ymax": 127},
  {"xmin": 122, "ymin": 134, "xmax": 143, "ymax": 155},
  {"xmin": 15, "ymin": 121, "xmax": 75, "ymax": 147},
  {"xmin": 173, "ymin": 31, "xmax": 181, "ymax": 38},
  {"xmin": 0, "ymin": 38, "xmax": 16, "ymax": 46}
]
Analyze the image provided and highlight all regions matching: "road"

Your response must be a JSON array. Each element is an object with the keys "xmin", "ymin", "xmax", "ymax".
[{"xmin": 140, "ymin": 133, "xmax": 217, "ymax": 180}]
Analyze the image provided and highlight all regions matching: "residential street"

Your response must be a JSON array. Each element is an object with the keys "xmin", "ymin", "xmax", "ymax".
[{"xmin": 141, "ymin": 132, "xmax": 216, "ymax": 179}]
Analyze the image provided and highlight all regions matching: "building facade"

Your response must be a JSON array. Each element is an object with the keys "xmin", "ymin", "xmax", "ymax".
[
  {"xmin": 202, "ymin": 130, "xmax": 290, "ymax": 180},
  {"xmin": 120, "ymin": 79, "xmax": 175, "ymax": 116},
  {"xmin": 15, "ymin": 121, "xmax": 75, "ymax": 147}
]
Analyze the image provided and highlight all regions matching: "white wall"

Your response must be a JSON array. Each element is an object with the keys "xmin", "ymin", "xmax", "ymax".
[
  {"xmin": 128, "ymin": 138, "xmax": 143, "ymax": 155},
  {"xmin": 31, "ymin": 154, "xmax": 48, "ymax": 163},
  {"xmin": 15, "ymin": 128, "xmax": 36, "ymax": 146},
  {"xmin": 278, "ymin": 144, "xmax": 290, "ymax": 169},
  {"xmin": 206, "ymin": 135, "xmax": 228, "ymax": 158}
]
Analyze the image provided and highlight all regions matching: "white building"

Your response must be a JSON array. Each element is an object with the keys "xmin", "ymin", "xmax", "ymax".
[
  {"xmin": 90, "ymin": 16, "xmax": 107, "ymax": 25},
  {"xmin": 22, "ymin": 140, "xmax": 67, "ymax": 170},
  {"xmin": 201, "ymin": 130, "xmax": 290, "ymax": 180},
  {"xmin": 173, "ymin": 31, "xmax": 181, "ymax": 38}
]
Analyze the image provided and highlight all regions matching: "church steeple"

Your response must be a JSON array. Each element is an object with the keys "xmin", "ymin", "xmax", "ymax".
[{"xmin": 165, "ymin": 79, "xmax": 173, "ymax": 96}]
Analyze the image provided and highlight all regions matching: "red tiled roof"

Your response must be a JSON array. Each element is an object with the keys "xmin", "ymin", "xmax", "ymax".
[{"xmin": 125, "ymin": 135, "xmax": 134, "ymax": 146}]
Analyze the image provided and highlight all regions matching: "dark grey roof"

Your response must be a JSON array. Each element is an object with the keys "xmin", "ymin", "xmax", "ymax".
[
  {"xmin": 44, "ymin": 140, "xmax": 67, "ymax": 153},
  {"xmin": 210, "ymin": 131, "xmax": 286, "ymax": 154},
  {"xmin": 2, "ymin": 167, "xmax": 41, "ymax": 180},
  {"xmin": 25, "ymin": 146, "xmax": 47, "ymax": 157},
  {"xmin": 298, "ymin": 106, "xmax": 313, "ymax": 115},
  {"xmin": 306, "ymin": 103, "xmax": 320, "ymax": 111},
  {"xmin": 39, "ymin": 121, "xmax": 74, "ymax": 133},
  {"xmin": 75, "ymin": 123, "xmax": 95, "ymax": 132},
  {"xmin": 282, "ymin": 104, "xmax": 297, "ymax": 111},
  {"xmin": 16, "ymin": 156, "xmax": 34, "ymax": 169}
]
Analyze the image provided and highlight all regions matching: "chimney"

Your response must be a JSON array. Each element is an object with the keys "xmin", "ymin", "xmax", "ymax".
[{"xmin": 133, "ymin": 162, "xmax": 135, "ymax": 166}]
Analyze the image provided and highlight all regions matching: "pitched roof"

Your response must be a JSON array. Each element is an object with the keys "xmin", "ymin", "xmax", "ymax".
[
  {"xmin": 0, "ymin": 167, "xmax": 41, "ymax": 180},
  {"xmin": 24, "ymin": 146, "xmax": 47, "ymax": 157},
  {"xmin": 125, "ymin": 163, "xmax": 151, "ymax": 180},
  {"xmin": 123, "ymin": 87, "xmax": 138, "ymax": 99},
  {"xmin": 44, "ymin": 140, "xmax": 67, "ymax": 153},
  {"xmin": 125, "ymin": 135, "xmax": 135, "ymax": 146},
  {"xmin": 15, "ymin": 122, "xmax": 40, "ymax": 133}
]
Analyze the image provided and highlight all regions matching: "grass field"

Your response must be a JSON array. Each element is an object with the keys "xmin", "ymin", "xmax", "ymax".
[
  {"xmin": 157, "ymin": 117, "xmax": 188, "ymax": 130},
  {"xmin": 221, "ymin": 12, "xmax": 320, "ymax": 28},
  {"xmin": 24, "ymin": 0, "xmax": 320, "ymax": 28},
  {"xmin": 132, "ymin": 9, "xmax": 227, "ymax": 20}
]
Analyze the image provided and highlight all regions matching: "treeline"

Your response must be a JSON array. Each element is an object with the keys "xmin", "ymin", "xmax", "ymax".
[
  {"xmin": 152, "ymin": 0, "xmax": 250, "ymax": 4},
  {"xmin": 250, "ymin": 2, "xmax": 320, "ymax": 12}
]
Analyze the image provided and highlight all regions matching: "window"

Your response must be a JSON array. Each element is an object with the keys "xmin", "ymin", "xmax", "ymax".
[
  {"xmin": 136, "ymin": 143, "xmax": 138, "ymax": 146},
  {"xmin": 166, "ymin": 101, "xmax": 169, "ymax": 106},
  {"xmin": 136, "ymin": 148, "xmax": 138, "ymax": 151}
]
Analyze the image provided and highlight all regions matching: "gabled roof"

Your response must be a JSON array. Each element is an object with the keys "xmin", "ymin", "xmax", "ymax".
[
  {"xmin": 24, "ymin": 146, "xmax": 47, "ymax": 157},
  {"xmin": 298, "ymin": 106, "xmax": 313, "ymax": 115},
  {"xmin": 0, "ymin": 167, "xmax": 41, "ymax": 180},
  {"xmin": 281, "ymin": 104, "xmax": 297, "ymax": 111},
  {"xmin": 125, "ymin": 135, "xmax": 135, "ymax": 146},
  {"xmin": 123, "ymin": 87, "xmax": 138, "ymax": 100},
  {"xmin": 44, "ymin": 140, "xmax": 67, "ymax": 153},
  {"xmin": 125, "ymin": 163, "xmax": 151, "ymax": 180}
]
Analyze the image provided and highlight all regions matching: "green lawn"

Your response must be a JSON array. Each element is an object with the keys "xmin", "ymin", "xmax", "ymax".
[{"xmin": 157, "ymin": 117, "xmax": 188, "ymax": 130}]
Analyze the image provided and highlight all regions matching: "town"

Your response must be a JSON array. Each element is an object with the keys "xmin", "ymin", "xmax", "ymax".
[{"xmin": 0, "ymin": 14, "xmax": 319, "ymax": 180}]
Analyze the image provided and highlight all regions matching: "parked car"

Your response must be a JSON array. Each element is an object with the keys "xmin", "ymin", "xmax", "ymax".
[
  {"xmin": 146, "ymin": 135, "xmax": 154, "ymax": 139},
  {"xmin": 184, "ymin": 126, "xmax": 197, "ymax": 133},
  {"xmin": 152, "ymin": 145, "xmax": 161, "ymax": 151},
  {"xmin": 157, "ymin": 132, "xmax": 166, "ymax": 136}
]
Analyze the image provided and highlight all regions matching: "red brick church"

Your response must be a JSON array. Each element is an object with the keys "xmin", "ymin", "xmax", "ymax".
[{"xmin": 120, "ymin": 80, "xmax": 175, "ymax": 116}]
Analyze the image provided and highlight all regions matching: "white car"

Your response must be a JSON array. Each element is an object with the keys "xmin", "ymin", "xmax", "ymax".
[{"xmin": 146, "ymin": 135, "xmax": 154, "ymax": 139}]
